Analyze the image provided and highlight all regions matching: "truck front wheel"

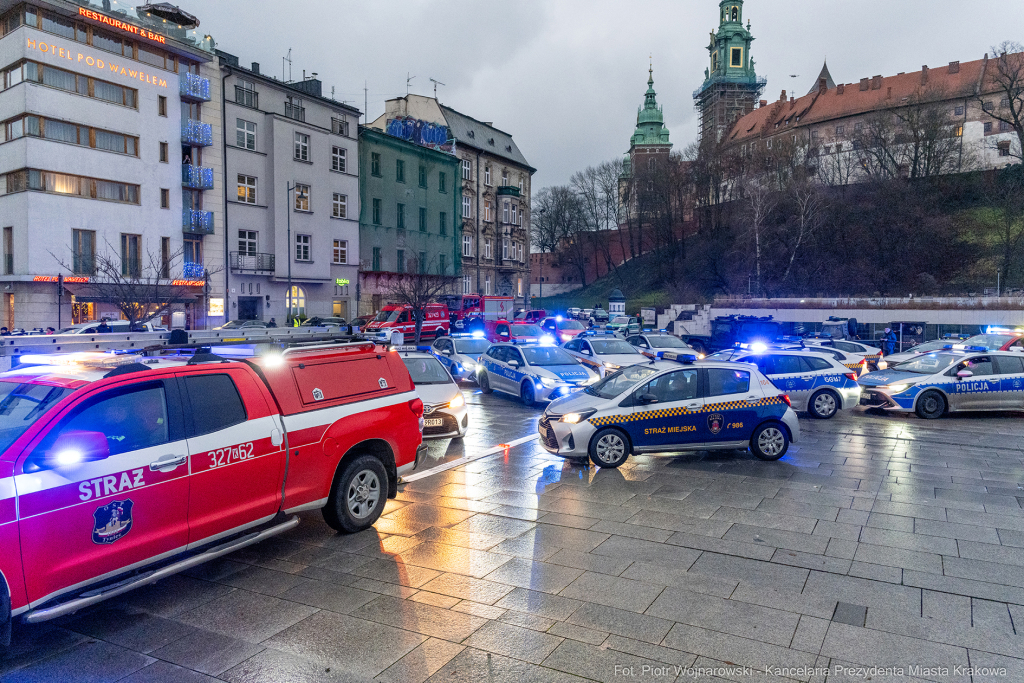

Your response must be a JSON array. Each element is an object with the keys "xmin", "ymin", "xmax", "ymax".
[{"xmin": 323, "ymin": 455, "xmax": 388, "ymax": 533}]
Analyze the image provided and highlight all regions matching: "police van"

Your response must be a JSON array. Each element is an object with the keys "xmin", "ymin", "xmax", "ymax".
[
  {"xmin": 540, "ymin": 352, "xmax": 800, "ymax": 468},
  {"xmin": 706, "ymin": 346, "xmax": 860, "ymax": 419},
  {"xmin": 562, "ymin": 331, "xmax": 648, "ymax": 378},
  {"xmin": 429, "ymin": 333, "xmax": 492, "ymax": 382},
  {"xmin": 477, "ymin": 342, "xmax": 599, "ymax": 406},
  {"xmin": 858, "ymin": 346, "xmax": 1024, "ymax": 419}
]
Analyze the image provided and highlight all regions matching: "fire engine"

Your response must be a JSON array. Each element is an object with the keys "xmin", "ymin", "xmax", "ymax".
[{"xmin": 362, "ymin": 303, "xmax": 450, "ymax": 342}]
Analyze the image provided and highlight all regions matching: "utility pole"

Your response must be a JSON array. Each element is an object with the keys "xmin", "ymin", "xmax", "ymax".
[
  {"xmin": 364, "ymin": 82, "xmax": 368, "ymax": 123},
  {"xmin": 406, "ymin": 73, "xmax": 415, "ymax": 95}
]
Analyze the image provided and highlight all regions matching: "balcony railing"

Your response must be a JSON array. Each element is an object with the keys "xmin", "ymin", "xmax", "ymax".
[
  {"xmin": 179, "ymin": 73, "xmax": 211, "ymax": 102},
  {"xmin": 182, "ymin": 164, "xmax": 214, "ymax": 190},
  {"xmin": 182, "ymin": 209, "xmax": 214, "ymax": 234},
  {"xmin": 230, "ymin": 251, "xmax": 275, "ymax": 272},
  {"xmin": 234, "ymin": 86, "xmax": 258, "ymax": 109},
  {"xmin": 284, "ymin": 103, "xmax": 305, "ymax": 122},
  {"xmin": 181, "ymin": 119, "xmax": 213, "ymax": 147},
  {"xmin": 182, "ymin": 261, "xmax": 205, "ymax": 279}
]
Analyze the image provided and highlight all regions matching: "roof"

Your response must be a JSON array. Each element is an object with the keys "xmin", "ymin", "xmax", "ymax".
[
  {"xmin": 439, "ymin": 105, "xmax": 536, "ymax": 172},
  {"xmin": 217, "ymin": 51, "xmax": 362, "ymax": 116},
  {"xmin": 806, "ymin": 61, "xmax": 837, "ymax": 95}
]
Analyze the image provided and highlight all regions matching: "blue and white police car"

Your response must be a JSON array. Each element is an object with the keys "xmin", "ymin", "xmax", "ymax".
[
  {"xmin": 626, "ymin": 331, "xmax": 702, "ymax": 359},
  {"xmin": 540, "ymin": 351, "xmax": 800, "ymax": 467},
  {"xmin": 706, "ymin": 345, "xmax": 860, "ymax": 419},
  {"xmin": 858, "ymin": 346, "xmax": 1024, "ymax": 419},
  {"xmin": 429, "ymin": 333, "xmax": 492, "ymax": 382},
  {"xmin": 477, "ymin": 342, "xmax": 599, "ymax": 406},
  {"xmin": 562, "ymin": 331, "xmax": 649, "ymax": 378}
]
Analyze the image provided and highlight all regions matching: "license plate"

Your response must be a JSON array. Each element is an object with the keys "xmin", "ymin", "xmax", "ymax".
[{"xmin": 424, "ymin": 418, "xmax": 443, "ymax": 427}]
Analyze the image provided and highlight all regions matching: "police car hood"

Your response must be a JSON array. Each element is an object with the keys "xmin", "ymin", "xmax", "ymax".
[
  {"xmin": 537, "ymin": 365, "xmax": 593, "ymax": 383},
  {"xmin": 547, "ymin": 390, "xmax": 602, "ymax": 415},
  {"xmin": 415, "ymin": 382, "xmax": 459, "ymax": 406},
  {"xmin": 858, "ymin": 370, "xmax": 925, "ymax": 388},
  {"xmin": 596, "ymin": 353, "xmax": 646, "ymax": 366}
]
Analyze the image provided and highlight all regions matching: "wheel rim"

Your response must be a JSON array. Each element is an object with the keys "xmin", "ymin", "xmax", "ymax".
[
  {"xmin": 814, "ymin": 392, "xmax": 837, "ymax": 416},
  {"xmin": 347, "ymin": 469, "xmax": 381, "ymax": 519},
  {"xmin": 922, "ymin": 395, "xmax": 940, "ymax": 414},
  {"xmin": 595, "ymin": 433, "xmax": 625, "ymax": 464},
  {"xmin": 758, "ymin": 427, "xmax": 785, "ymax": 457}
]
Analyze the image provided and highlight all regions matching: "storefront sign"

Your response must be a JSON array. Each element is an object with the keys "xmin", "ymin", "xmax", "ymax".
[
  {"xmin": 27, "ymin": 38, "xmax": 168, "ymax": 88},
  {"xmin": 335, "ymin": 278, "xmax": 350, "ymax": 287},
  {"xmin": 208, "ymin": 298, "xmax": 224, "ymax": 316},
  {"xmin": 172, "ymin": 279, "xmax": 205, "ymax": 287},
  {"xmin": 33, "ymin": 275, "xmax": 89, "ymax": 283},
  {"xmin": 77, "ymin": 7, "xmax": 167, "ymax": 45}
]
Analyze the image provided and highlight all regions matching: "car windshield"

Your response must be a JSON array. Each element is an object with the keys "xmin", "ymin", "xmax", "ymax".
[
  {"xmin": 402, "ymin": 357, "xmax": 452, "ymax": 385},
  {"xmin": 453, "ymin": 339, "xmax": 490, "ymax": 354},
  {"xmin": 558, "ymin": 320, "xmax": 585, "ymax": 331},
  {"xmin": 521, "ymin": 347, "xmax": 577, "ymax": 366},
  {"xmin": 895, "ymin": 353, "xmax": 961, "ymax": 375},
  {"xmin": 905, "ymin": 341, "xmax": 951, "ymax": 354},
  {"xmin": 511, "ymin": 324, "xmax": 543, "ymax": 337},
  {"xmin": 612, "ymin": 317, "xmax": 630, "ymax": 324},
  {"xmin": 373, "ymin": 310, "xmax": 402, "ymax": 323},
  {"xmin": 0, "ymin": 381, "xmax": 75, "ymax": 454},
  {"xmin": 585, "ymin": 365, "xmax": 658, "ymax": 398},
  {"xmin": 963, "ymin": 334, "xmax": 1017, "ymax": 349},
  {"xmin": 647, "ymin": 336, "xmax": 689, "ymax": 349},
  {"xmin": 590, "ymin": 340, "xmax": 640, "ymax": 355}
]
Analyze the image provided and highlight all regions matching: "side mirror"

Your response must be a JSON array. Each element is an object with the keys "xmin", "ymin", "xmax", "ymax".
[
  {"xmin": 508, "ymin": 360, "xmax": 520, "ymax": 368},
  {"xmin": 443, "ymin": 348, "xmax": 453, "ymax": 356},
  {"xmin": 46, "ymin": 430, "xmax": 110, "ymax": 467},
  {"xmin": 640, "ymin": 393, "xmax": 659, "ymax": 404},
  {"xmin": 957, "ymin": 369, "xmax": 974, "ymax": 379}
]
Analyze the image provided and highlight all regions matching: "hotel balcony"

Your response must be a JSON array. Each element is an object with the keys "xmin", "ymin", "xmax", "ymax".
[
  {"xmin": 230, "ymin": 251, "xmax": 275, "ymax": 273},
  {"xmin": 182, "ymin": 164, "xmax": 214, "ymax": 190},
  {"xmin": 179, "ymin": 73, "xmax": 211, "ymax": 102},
  {"xmin": 181, "ymin": 119, "xmax": 213, "ymax": 147},
  {"xmin": 183, "ymin": 209, "xmax": 214, "ymax": 234},
  {"xmin": 182, "ymin": 261, "xmax": 205, "ymax": 279}
]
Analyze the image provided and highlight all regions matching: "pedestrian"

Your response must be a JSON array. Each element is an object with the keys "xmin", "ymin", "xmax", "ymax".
[
  {"xmin": 882, "ymin": 327, "xmax": 897, "ymax": 356},
  {"xmin": 0, "ymin": 327, "xmax": 8, "ymax": 336},
  {"xmin": 45, "ymin": 327, "xmax": 55, "ymax": 335},
  {"xmin": 97, "ymin": 319, "xmax": 111, "ymax": 333},
  {"xmin": 267, "ymin": 317, "xmax": 277, "ymax": 328}
]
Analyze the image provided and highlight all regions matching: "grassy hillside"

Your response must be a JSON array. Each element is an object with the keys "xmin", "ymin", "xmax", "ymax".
[{"xmin": 533, "ymin": 255, "xmax": 677, "ymax": 315}]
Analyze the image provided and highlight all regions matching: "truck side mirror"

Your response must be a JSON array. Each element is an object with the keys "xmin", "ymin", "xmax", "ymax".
[{"xmin": 46, "ymin": 430, "xmax": 110, "ymax": 467}]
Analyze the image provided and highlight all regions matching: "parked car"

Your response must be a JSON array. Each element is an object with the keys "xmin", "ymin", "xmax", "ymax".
[
  {"xmin": 214, "ymin": 320, "xmax": 268, "ymax": 331},
  {"xmin": 540, "ymin": 317, "xmax": 587, "ymax": 343},
  {"xmin": 567, "ymin": 307, "xmax": 582, "ymax": 319},
  {"xmin": 59, "ymin": 321, "xmax": 165, "ymax": 334}
]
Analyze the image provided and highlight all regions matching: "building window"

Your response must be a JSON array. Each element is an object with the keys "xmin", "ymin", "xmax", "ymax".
[
  {"xmin": 12, "ymin": 61, "xmax": 138, "ymax": 108},
  {"xmin": 237, "ymin": 119, "xmax": 256, "ymax": 150},
  {"xmin": 484, "ymin": 166, "xmax": 491, "ymax": 185},
  {"xmin": 158, "ymin": 188, "xmax": 169, "ymax": 209},
  {"xmin": 438, "ymin": 171, "xmax": 447, "ymax": 193},
  {"xmin": 954, "ymin": 124, "xmax": 964, "ymax": 138},
  {"xmin": 999, "ymin": 141, "xmax": 1011, "ymax": 157},
  {"xmin": 160, "ymin": 237, "xmax": 170, "ymax": 279},
  {"xmin": 294, "ymin": 183, "xmax": 310, "ymax": 211},
  {"xmin": 418, "ymin": 251, "xmax": 427, "ymax": 274},
  {"xmin": 517, "ymin": 277, "xmax": 523, "ymax": 297},
  {"xmin": 237, "ymin": 175, "xmax": 257, "ymax": 204},
  {"xmin": 295, "ymin": 234, "xmax": 311, "ymax": 261},
  {"xmin": 159, "ymin": 141, "xmax": 168, "ymax": 162},
  {"xmin": 484, "ymin": 200, "xmax": 492, "ymax": 222},
  {"xmin": 2, "ymin": 169, "xmax": 139, "ymax": 204},
  {"xmin": 158, "ymin": 96, "xmax": 167, "ymax": 116},
  {"xmin": 954, "ymin": 105, "xmax": 965, "ymax": 116},
  {"xmin": 372, "ymin": 246, "xmax": 382, "ymax": 271},
  {"xmin": 418, "ymin": 165, "xmax": 427, "ymax": 188},
  {"xmin": 731, "ymin": 47, "xmax": 742, "ymax": 67},
  {"xmin": 485, "ymin": 239, "xmax": 493, "ymax": 259},
  {"xmin": 439, "ymin": 254, "xmax": 447, "ymax": 275},
  {"xmin": 439, "ymin": 211, "xmax": 447, "ymax": 235},
  {"xmin": 502, "ymin": 238, "xmax": 509, "ymax": 260},
  {"xmin": 5, "ymin": 115, "xmax": 137, "ymax": 156},
  {"xmin": 396, "ymin": 249, "xmax": 405, "ymax": 272},
  {"xmin": 396, "ymin": 158, "xmax": 405, "ymax": 183},
  {"xmin": 331, "ymin": 117, "xmax": 348, "ymax": 136},
  {"xmin": 511, "ymin": 203, "xmax": 518, "ymax": 225},
  {"xmin": 501, "ymin": 170, "xmax": 509, "ymax": 186},
  {"xmin": 1000, "ymin": 121, "xmax": 1012, "ymax": 132},
  {"xmin": 463, "ymin": 234, "xmax": 472, "ymax": 257},
  {"xmin": 333, "ymin": 239, "xmax": 348, "ymax": 264},
  {"xmin": 294, "ymin": 132, "xmax": 309, "ymax": 161},
  {"xmin": 517, "ymin": 242, "xmax": 524, "ymax": 261},
  {"xmin": 72, "ymin": 229, "xmax": 95, "ymax": 275},
  {"xmin": 484, "ymin": 274, "xmax": 492, "ymax": 295},
  {"xmin": 286, "ymin": 285, "xmax": 306, "ymax": 317},
  {"xmin": 518, "ymin": 177, "xmax": 524, "ymax": 192},
  {"xmin": 461, "ymin": 159, "xmax": 471, "ymax": 180},
  {"xmin": 2, "ymin": 227, "xmax": 11, "ymax": 275},
  {"xmin": 462, "ymin": 195, "xmax": 472, "ymax": 218},
  {"xmin": 332, "ymin": 193, "xmax": 347, "ymax": 218},
  {"xmin": 418, "ymin": 207, "xmax": 427, "ymax": 232},
  {"xmin": 371, "ymin": 152, "xmax": 381, "ymax": 177},
  {"xmin": 397, "ymin": 203, "xmax": 406, "ymax": 231},
  {"xmin": 285, "ymin": 97, "xmax": 305, "ymax": 122},
  {"xmin": 463, "ymin": 275, "xmax": 471, "ymax": 294},
  {"xmin": 372, "ymin": 198, "xmax": 382, "ymax": 225},
  {"xmin": 120, "ymin": 233, "xmax": 141, "ymax": 277},
  {"xmin": 238, "ymin": 230, "xmax": 257, "ymax": 255},
  {"xmin": 835, "ymin": 125, "xmax": 845, "ymax": 136},
  {"xmin": 331, "ymin": 146, "xmax": 346, "ymax": 172},
  {"xmin": 984, "ymin": 122, "xmax": 993, "ymax": 134},
  {"xmin": 502, "ymin": 201, "xmax": 510, "ymax": 223},
  {"xmin": 235, "ymin": 79, "xmax": 257, "ymax": 108}
]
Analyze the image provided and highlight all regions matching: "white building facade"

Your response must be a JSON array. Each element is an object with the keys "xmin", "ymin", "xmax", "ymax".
[
  {"xmin": 0, "ymin": 0, "xmax": 224, "ymax": 330},
  {"xmin": 219, "ymin": 53, "xmax": 360, "ymax": 323}
]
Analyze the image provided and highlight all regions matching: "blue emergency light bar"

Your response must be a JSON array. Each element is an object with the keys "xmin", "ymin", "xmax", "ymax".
[
  {"xmin": 942, "ymin": 344, "xmax": 989, "ymax": 352},
  {"xmin": 580, "ymin": 330, "xmax": 620, "ymax": 337},
  {"xmin": 661, "ymin": 351, "xmax": 698, "ymax": 364},
  {"xmin": 733, "ymin": 342, "xmax": 770, "ymax": 353},
  {"xmin": 449, "ymin": 331, "xmax": 487, "ymax": 339},
  {"xmin": 775, "ymin": 335, "xmax": 805, "ymax": 344}
]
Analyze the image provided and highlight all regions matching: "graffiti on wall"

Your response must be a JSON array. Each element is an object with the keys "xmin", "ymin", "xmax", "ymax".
[{"xmin": 385, "ymin": 117, "xmax": 456, "ymax": 155}]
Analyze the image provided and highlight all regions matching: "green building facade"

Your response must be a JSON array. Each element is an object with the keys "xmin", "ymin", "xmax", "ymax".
[{"xmin": 357, "ymin": 126, "xmax": 461, "ymax": 314}]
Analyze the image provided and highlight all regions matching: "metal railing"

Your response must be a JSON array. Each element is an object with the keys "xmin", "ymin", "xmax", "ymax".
[
  {"xmin": 230, "ymin": 252, "xmax": 275, "ymax": 272},
  {"xmin": 182, "ymin": 210, "xmax": 214, "ymax": 234},
  {"xmin": 284, "ymin": 103, "xmax": 305, "ymax": 122},
  {"xmin": 181, "ymin": 165, "xmax": 214, "ymax": 190},
  {"xmin": 234, "ymin": 86, "xmax": 258, "ymax": 109},
  {"xmin": 181, "ymin": 120, "xmax": 213, "ymax": 147},
  {"xmin": 179, "ymin": 73, "xmax": 211, "ymax": 102}
]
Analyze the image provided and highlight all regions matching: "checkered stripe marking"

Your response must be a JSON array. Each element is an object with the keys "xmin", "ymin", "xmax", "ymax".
[{"xmin": 588, "ymin": 396, "xmax": 786, "ymax": 427}]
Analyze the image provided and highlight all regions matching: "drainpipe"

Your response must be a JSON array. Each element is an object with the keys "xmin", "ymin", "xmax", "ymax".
[{"xmin": 221, "ymin": 64, "xmax": 231, "ymax": 322}]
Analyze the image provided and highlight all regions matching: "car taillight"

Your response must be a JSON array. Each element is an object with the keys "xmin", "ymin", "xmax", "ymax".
[
  {"xmin": 409, "ymin": 398, "xmax": 424, "ymax": 418},
  {"xmin": 780, "ymin": 394, "xmax": 792, "ymax": 406},
  {"xmin": 845, "ymin": 373, "xmax": 858, "ymax": 381}
]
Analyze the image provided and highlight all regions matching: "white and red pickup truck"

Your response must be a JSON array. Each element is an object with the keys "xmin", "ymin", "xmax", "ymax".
[{"xmin": 0, "ymin": 342, "xmax": 426, "ymax": 642}]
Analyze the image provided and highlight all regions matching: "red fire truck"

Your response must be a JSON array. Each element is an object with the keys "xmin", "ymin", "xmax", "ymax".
[{"xmin": 361, "ymin": 303, "xmax": 450, "ymax": 342}]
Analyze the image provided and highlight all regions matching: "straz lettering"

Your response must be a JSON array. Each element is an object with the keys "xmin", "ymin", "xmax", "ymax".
[
  {"xmin": 207, "ymin": 442, "xmax": 255, "ymax": 469},
  {"xmin": 78, "ymin": 468, "xmax": 146, "ymax": 501},
  {"xmin": 645, "ymin": 426, "xmax": 697, "ymax": 435},
  {"xmin": 954, "ymin": 381, "xmax": 992, "ymax": 393}
]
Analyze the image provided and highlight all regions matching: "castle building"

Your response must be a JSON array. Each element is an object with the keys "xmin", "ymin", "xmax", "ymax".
[{"xmin": 621, "ymin": 66, "xmax": 672, "ymax": 180}]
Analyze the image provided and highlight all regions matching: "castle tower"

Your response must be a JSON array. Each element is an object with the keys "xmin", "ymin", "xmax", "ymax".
[
  {"xmin": 694, "ymin": 0, "xmax": 765, "ymax": 144},
  {"xmin": 622, "ymin": 65, "xmax": 673, "ymax": 178}
]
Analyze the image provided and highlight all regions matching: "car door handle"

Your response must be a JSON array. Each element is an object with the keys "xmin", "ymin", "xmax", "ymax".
[
  {"xmin": 150, "ymin": 454, "xmax": 187, "ymax": 472},
  {"xmin": 686, "ymin": 403, "xmax": 701, "ymax": 409}
]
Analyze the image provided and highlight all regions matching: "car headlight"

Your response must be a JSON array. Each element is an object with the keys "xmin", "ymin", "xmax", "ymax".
[
  {"xmin": 560, "ymin": 333, "xmax": 572, "ymax": 342},
  {"xmin": 561, "ymin": 409, "xmax": 596, "ymax": 424},
  {"xmin": 462, "ymin": 360, "xmax": 477, "ymax": 371},
  {"xmin": 541, "ymin": 377, "xmax": 559, "ymax": 388},
  {"xmin": 603, "ymin": 362, "xmax": 620, "ymax": 370},
  {"xmin": 449, "ymin": 393, "xmax": 465, "ymax": 409},
  {"xmin": 884, "ymin": 383, "xmax": 909, "ymax": 394}
]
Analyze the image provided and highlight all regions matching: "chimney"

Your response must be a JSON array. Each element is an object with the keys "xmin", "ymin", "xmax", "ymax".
[
  {"xmin": 837, "ymin": 83, "xmax": 845, "ymax": 95},
  {"xmin": 780, "ymin": 89, "xmax": 787, "ymax": 101},
  {"xmin": 251, "ymin": 62, "xmax": 260, "ymax": 75},
  {"xmin": 871, "ymin": 75, "xmax": 882, "ymax": 90},
  {"xmin": 790, "ymin": 96, "xmax": 795, "ymax": 105},
  {"xmin": 759, "ymin": 99, "xmax": 767, "ymax": 107},
  {"xmin": 921, "ymin": 65, "xmax": 928, "ymax": 85},
  {"xmin": 818, "ymin": 77, "xmax": 828, "ymax": 93},
  {"xmin": 860, "ymin": 78, "xmax": 869, "ymax": 91},
  {"xmin": 949, "ymin": 61, "xmax": 960, "ymax": 74}
]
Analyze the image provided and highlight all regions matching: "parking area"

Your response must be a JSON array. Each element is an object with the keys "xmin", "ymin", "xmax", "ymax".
[{"xmin": 3, "ymin": 392, "xmax": 1024, "ymax": 682}]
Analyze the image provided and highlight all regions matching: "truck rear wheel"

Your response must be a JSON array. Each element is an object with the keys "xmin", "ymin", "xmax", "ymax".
[
  {"xmin": 1, "ymin": 574, "xmax": 10, "ymax": 649},
  {"xmin": 323, "ymin": 455, "xmax": 388, "ymax": 533}
]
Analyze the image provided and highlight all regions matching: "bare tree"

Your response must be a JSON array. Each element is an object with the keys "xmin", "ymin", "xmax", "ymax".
[
  {"xmin": 980, "ymin": 42, "xmax": 1024, "ymax": 161},
  {"xmin": 780, "ymin": 176, "xmax": 827, "ymax": 285},
  {"xmin": 854, "ymin": 93, "xmax": 965, "ymax": 180},
  {"xmin": 983, "ymin": 165, "xmax": 1024, "ymax": 288},
  {"xmin": 383, "ymin": 256, "xmax": 459, "ymax": 343},
  {"xmin": 739, "ymin": 174, "xmax": 778, "ymax": 297},
  {"xmin": 814, "ymin": 137, "xmax": 859, "ymax": 189}
]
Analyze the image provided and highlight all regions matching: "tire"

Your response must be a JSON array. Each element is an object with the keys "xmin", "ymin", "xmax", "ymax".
[
  {"xmin": 322, "ymin": 455, "xmax": 388, "ymax": 533},
  {"xmin": 750, "ymin": 422, "xmax": 789, "ymax": 461},
  {"xmin": 478, "ymin": 371, "xmax": 493, "ymax": 394},
  {"xmin": 588, "ymin": 428, "xmax": 630, "ymax": 468},
  {"xmin": 0, "ymin": 574, "xmax": 10, "ymax": 649},
  {"xmin": 520, "ymin": 380, "xmax": 537, "ymax": 407},
  {"xmin": 808, "ymin": 389, "xmax": 840, "ymax": 419},
  {"xmin": 915, "ymin": 390, "xmax": 946, "ymax": 420}
]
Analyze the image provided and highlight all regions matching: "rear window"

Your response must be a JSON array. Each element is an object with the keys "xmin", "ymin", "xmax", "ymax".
[
  {"xmin": 995, "ymin": 355, "xmax": 1024, "ymax": 374},
  {"xmin": 707, "ymin": 368, "xmax": 751, "ymax": 397},
  {"xmin": 511, "ymin": 324, "xmax": 542, "ymax": 337},
  {"xmin": 769, "ymin": 355, "xmax": 804, "ymax": 374},
  {"xmin": 803, "ymin": 356, "xmax": 834, "ymax": 371},
  {"xmin": 185, "ymin": 374, "xmax": 247, "ymax": 436}
]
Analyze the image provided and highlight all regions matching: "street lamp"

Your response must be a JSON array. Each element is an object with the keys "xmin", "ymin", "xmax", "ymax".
[{"xmin": 285, "ymin": 182, "xmax": 308, "ymax": 323}]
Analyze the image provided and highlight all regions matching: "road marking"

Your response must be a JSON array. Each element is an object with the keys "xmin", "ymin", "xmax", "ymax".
[{"xmin": 400, "ymin": 434, "xmax": 538, "ymax": 483}]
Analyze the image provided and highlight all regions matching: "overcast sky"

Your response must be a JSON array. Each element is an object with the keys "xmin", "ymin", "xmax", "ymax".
[{"xmin": 175, "ymin": 0, "xmax": 1023, "ymax": 190}]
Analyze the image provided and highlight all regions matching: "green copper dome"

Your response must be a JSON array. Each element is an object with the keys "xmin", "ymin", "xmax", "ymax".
[{"xmin": 630, "ymin": 66, "xmax": 671, "ymax": 146}]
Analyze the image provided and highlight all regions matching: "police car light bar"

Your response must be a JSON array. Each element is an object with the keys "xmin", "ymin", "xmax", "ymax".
[
  {"xmin": 449, "ymin": 332, "xmax": 487, "ymax": 339},
  {"xmin": 944, "ymin": 344, "xmax": 989, "ymax": 352},
  {"xmin": 661, "ymin": 351, "xmax": 698, "ymax": 364}
]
